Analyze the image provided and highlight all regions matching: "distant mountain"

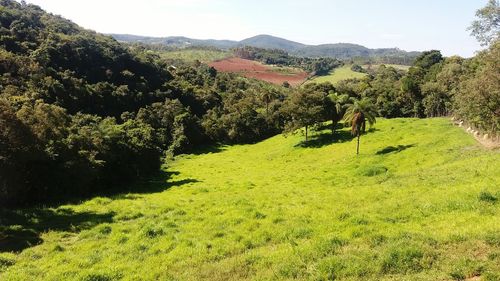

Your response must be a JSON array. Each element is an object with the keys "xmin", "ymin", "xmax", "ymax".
[
  {"xmin": 238, "ymin": 34, "xmax": 306, "ymax": 52},
  {"xmin": 111, "ymin": 33, "xmax": 419, "ymax": 60}
]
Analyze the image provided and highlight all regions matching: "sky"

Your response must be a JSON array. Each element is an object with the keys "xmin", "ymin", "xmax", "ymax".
[{"xmin": 23, "ymin": 0, "xmax": 487, "ymax": 57}]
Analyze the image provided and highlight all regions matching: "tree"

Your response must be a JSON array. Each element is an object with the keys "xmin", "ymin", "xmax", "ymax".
[
  {"xmin": 260, "ymin": 87, "xmax": 277, "ymax": 116},
  {"xmin": 282, "ymin": 89, "xmax": 329, "ymax": 142},
  {"xmin": 454, "ymin": 41, "xmax": 500, "ymax": 134},
  {"xmin": 468, "ymin": 0, "xmax": 500, "ymax": 46},
  {"xmin": 343, "ymin": 98, "xmax": 377, "ymax": 154},
  {"xmin": 327, "ymin": 91, "xmax": 351, "ymax": 135}
]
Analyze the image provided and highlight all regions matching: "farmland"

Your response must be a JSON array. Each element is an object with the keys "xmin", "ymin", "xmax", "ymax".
[
  {"xmin": 1, "ymin": 118, "xmax": 499, "ymax": 281},
  {"xmin": 209, "ymin": 57, "xmax": 309, "ymax": 87}
]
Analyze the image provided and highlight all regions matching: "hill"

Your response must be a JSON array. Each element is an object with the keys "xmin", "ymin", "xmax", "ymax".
[
  {"xmin": 239, "ymin": 34, "xmax": 306, "ymax": 52},
  {"xmin": 111, "ymin": 33, "xmax": 420, "ymax": 62},
  {"xmin": 2, "ymin": 118, "xmax": 499, "ymax": 280}
]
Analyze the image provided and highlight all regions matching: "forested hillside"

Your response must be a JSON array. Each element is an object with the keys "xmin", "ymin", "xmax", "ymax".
[
  {"xmin": 0, "ymin": 0, "xmax": 498, "ymax": 207},
  {"xmin": 0, "ymin": 0, "xmax": 289, "ymax": 205}
]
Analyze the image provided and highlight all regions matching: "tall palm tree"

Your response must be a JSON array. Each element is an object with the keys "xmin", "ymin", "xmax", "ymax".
[
  {"xmin": 343, "ymin": 98, "xmax": 377, "ymax": 154},
  {"xmin": 260, "ymin": 87, "xmax": 277, "ymax": 116}
]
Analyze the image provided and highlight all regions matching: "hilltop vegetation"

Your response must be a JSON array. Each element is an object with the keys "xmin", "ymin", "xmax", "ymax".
[
  {"xmin": 112, "ymin": 33, "xmax": 420, "ymax": 63},
  {"xmin": 1, "ymin": 118, "xmax": 499, "ymax": 280}
]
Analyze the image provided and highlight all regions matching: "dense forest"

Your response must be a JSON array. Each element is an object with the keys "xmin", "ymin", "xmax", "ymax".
[{"xmin": 0, "ymin": 0, "xmax": 498, "ymax": 206}]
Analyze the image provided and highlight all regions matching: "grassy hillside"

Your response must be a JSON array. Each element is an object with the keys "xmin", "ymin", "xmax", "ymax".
[
  {"xmin": 159, "ymin": 49, "xmax": 231, "ymax": 62},
  {"xmin": 1, "ymin": 118, "xmax": 499, "ymax": 280},
  {"xmin": 308, "ymin": 65, "xmax": 368, "ymax": 85}
]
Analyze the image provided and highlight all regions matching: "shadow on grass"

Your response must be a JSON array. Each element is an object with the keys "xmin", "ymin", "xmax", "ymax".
[
  {"xmin": 1, "ymin": 171, "xmax": 200, "ymax": 253},
  {"xmin": 294, "ymin": 130, "xmax": 355, "ymax": 148},
  {"xmin": 111, "ymin": 171, "xmax": 200, "ymax": 196},
  {"xmin": 187, "ymin": 144, "xmax": 225, "ymax": 155},
  {"xmin": 376, "ymin": 144, "xmax": 416, "ymax": 155},
  {"xmin": 0, "ymin": 208, "xmax": 115, "ymax": 252}
]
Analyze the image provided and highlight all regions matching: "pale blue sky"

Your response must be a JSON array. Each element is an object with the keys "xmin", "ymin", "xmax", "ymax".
[{"xmin": 24, "ymin": 0, "xmax": 487, "ymax": 57}]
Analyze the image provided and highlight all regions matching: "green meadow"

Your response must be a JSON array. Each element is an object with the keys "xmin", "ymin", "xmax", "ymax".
[
  {"xmin": 1, "ymin": 118, "xmax": 499, "ymax": 281},
  {"xmin": 363, "ymin": 64, "xmax": 411, "ymax": 72},
  {"xmin": 308, "ymin": 65, "xmax": 368, "ymax": 85}
]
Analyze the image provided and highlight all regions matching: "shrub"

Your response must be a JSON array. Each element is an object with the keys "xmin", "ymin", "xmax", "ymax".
[{"xmin": 478, "ymin": 191, "xmax": 498, "ymax": 203}]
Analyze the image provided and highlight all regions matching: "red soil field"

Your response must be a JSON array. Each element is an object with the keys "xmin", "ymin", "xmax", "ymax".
[{"xmin": 209, "ymin": 57, "xmax": 308, "ymax": 87}]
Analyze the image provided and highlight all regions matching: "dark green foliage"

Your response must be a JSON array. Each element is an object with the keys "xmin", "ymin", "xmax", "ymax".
[
  {"xmin": 350, "ymin": 64, "xmax": 365, "ymax": 73},
  {"xmin": 282, "ymin": 87, "xmax": 331, "ymax": 141},
  {"xmin": 453, "ymin": 41, "xmax": 500, "ymax": 134},
  {"xmin": 0, "ymin": 0, "xmax": 288, "ymax": 205},
  {"xmin": 478, "ymin": 190, "xmax": 498, "ymax": 203},
  {"xmin": 0, "ymin": 0, "xmax": 298, "ymax": 205}
]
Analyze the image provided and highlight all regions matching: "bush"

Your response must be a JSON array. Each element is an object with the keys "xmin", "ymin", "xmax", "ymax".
[{"xmin": 478, "ymin": 190, "xmax": 498, "ymax": 203}]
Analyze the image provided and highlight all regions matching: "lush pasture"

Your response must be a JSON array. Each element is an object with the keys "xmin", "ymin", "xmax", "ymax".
[
  {"xmin": 159, "ymin": 49, "xmax": 231, "ymax": 62},
  {"xmin": 1, "ymin": 118, "xmax": 499, "ymax": 281},
  {"xmin": 308, "ymin": 65, "xmax": 368, "ymax": 85},
  {"xmin": 363, "ymin": 64, "xmax": 411, "ymax": 72}
]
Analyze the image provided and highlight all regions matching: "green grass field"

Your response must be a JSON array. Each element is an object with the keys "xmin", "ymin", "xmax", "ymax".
[
  {"xmin": 307, "ymin": 65, "xmax": 368, "ymax": 85},
  {"xmin": 1, "ymin": 118, "xmax": 499, "ymax": 281},
  {"xmin": 363, "ymin": 64, "xmax": 411, "ymax": 72},
  {"xmin": 159, "ymin": 49, "xmax": 230, "ymax": 63}
]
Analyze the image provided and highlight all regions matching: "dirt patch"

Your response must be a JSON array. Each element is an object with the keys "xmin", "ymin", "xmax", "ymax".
[{"xmin": 209, "ymin": 57, "xmax": 309, "ymax": 87}]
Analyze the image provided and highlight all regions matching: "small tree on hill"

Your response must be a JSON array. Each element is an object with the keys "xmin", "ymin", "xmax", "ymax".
[
  {"xmin": 343, "ymin": 98, "xmax": 377, "ymax": 154},
  {"xmin": 282, "ymin": 89, "xmax": 328, "ymax": 142}
]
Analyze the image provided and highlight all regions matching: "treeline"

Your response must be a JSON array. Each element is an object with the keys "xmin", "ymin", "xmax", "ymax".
[
  {"xmin": 232, "ymin": 46, "xmax": 342, "ymax": 75},
  {"xmin": 331, "ymin": 45, "xmax": 499, "ymax": 133},
  {"xmin": 351, "ymin": 54, "xmax": 419, "ymax": 66}
]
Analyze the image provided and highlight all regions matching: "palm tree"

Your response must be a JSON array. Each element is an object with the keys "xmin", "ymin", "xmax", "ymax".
[
  {"xmin": 260, "ymin": 87, "xmax": 276, "ymax": 116},
  {"xmin": 343, "ymin": 98, "xmax": 377, "ymax": 154},
  {"xmin": 327, "ymin": 91, "xmax": 351, "ymax": 135}
]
